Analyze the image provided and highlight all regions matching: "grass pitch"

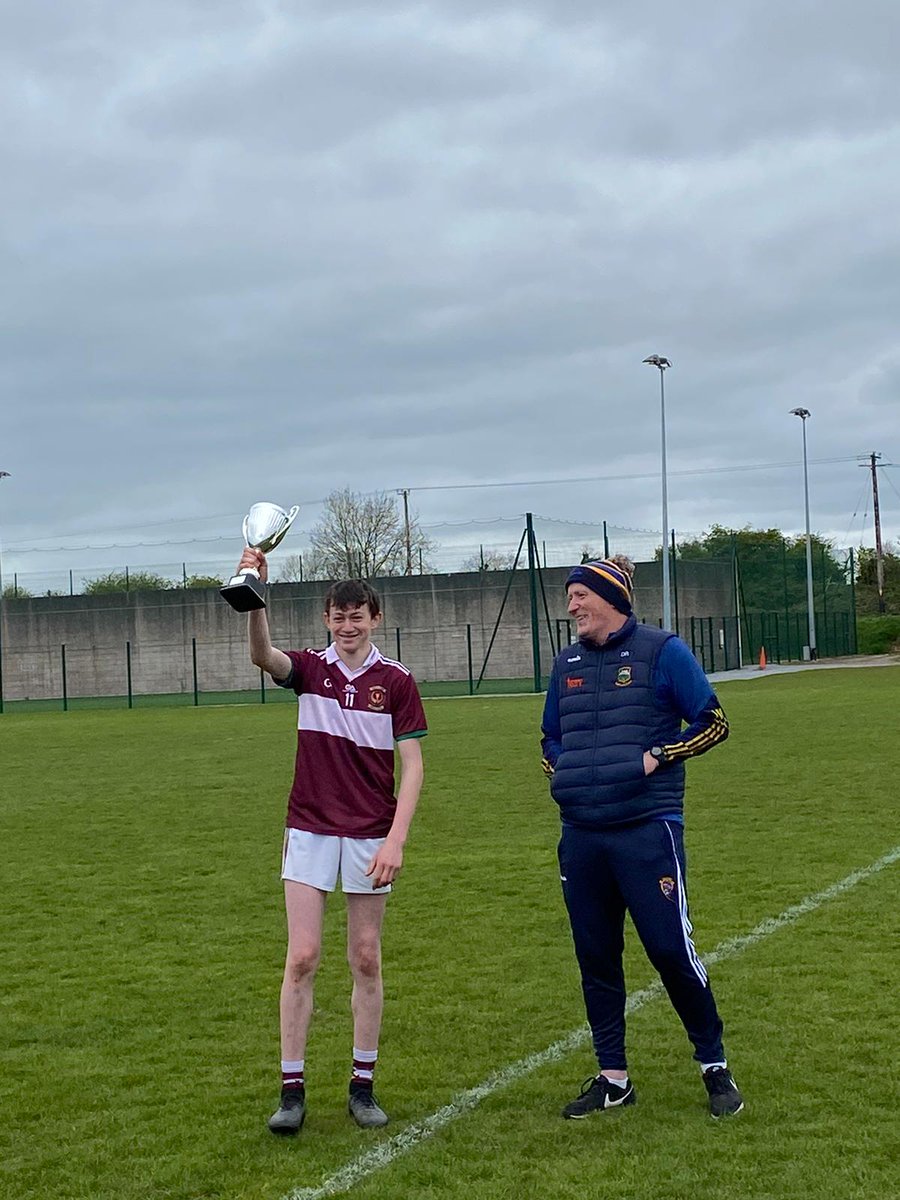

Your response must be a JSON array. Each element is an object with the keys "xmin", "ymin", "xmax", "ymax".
[{"xmin": 1, "ymin": 668, "xmax": 898, "ymax": 1200}]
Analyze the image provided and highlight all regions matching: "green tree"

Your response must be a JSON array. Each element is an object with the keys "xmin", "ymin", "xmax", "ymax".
[
  {"xmin": 184, "ymin": 573, "xmax": 224, "ymax": 589},
  {"xmin": 2, "ymin": 584, "xmax": 33, "ymax": 599},
  {"xmin": 854, "ymin": 543, "xmax": 900, "ymax": 614},
  {"xmin": 675, "ymin": 525, "xmax": 848, "ymax": 613},
  {"xmin": 83, "ymin": 570, "xmax": 173, "ymax": 594}
]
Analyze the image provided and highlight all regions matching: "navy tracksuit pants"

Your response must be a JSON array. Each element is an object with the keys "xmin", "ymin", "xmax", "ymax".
[{"xmin": 558, "ymin": 818, "xmax": 725, "ymax": 1071}]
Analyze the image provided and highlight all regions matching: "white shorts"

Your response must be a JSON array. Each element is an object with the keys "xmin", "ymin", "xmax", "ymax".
[{"xmin": 281, "ymin": 829, "xmax": 392, "ymax": 894}]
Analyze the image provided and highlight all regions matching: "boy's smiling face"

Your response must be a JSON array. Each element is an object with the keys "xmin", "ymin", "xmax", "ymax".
[{"xmin": 324, "ymin": 603, "xmax": 382, "ymax": 658}]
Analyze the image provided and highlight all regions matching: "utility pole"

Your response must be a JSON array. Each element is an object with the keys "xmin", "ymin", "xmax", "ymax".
[
  {"xmin": 861, "ymin": 452, "xmax": 885, "ymax": 613},
  {"xmin": 398, "ymin": 488, "xmax": 412, "ymax": 575}
]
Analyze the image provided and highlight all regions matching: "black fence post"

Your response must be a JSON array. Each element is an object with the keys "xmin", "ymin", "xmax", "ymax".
[
  {"xmin": 526, "ymin": 514, "xmax": 541, "ymax": 693},
  {"xmin": 192, "ymin": 637, "xmax": 199, "ymax": 706},
  {"xmin": 476, "ymin": 527, "xmax": 528, "ymax": 692},
  {"xmin": 61, "ymin": 644, "xmax": 68, "ymax": 712},
  {"xmin": 466, "ymin": 624, "xmax": 474, "ymax": 696},
  {"xmin": 395, "ymin": 627, "xmax": 402, "ymax": 662},
  {"xmin": 762, "ymin": 612, "xmax": 770, "ymax": 663},
  {"xmin": 126, "ymin": 641, "xmax": 133, "ymax": 708},
  {"xmin": 707, "ymin": 616, "xmax": 715, "ymax": 672},
  {"xmin": 260, "ymin": 668, "xmax": 266, "ymax": 704}
]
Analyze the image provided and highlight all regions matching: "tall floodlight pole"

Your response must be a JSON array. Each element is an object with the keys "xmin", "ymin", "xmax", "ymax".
[
  {"xmin": 790, "ymin": 408, "xmax": 817, "ymax": 660},
  {"xmin": 643, "ymin": 355, "xmax": 672, "ymax": 629},
  {"xmin": 0, "ymin": 470, "xmax": 8, "ymax": 592}
]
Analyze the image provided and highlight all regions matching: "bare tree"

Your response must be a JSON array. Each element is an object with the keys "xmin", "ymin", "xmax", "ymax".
[
  {"xmin": 460, "ymin": 548, "xmax": 519, "ymax": 572},
  {"xmin": 307, "ymin": 489, "xmax": 433, "ymax": 579},
  {"xmin": 277, "ymin": 553, "xmax": 306, "ymax": 582}
]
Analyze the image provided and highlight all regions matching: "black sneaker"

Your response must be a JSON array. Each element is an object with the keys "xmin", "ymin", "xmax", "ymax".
[
  {"xmin": 702, "ymin": 1066, "xmax": 744, "ymax": 1117},
  {"xmin": 562, "ymin": 1075, "xmax": 636, "ymax": 1119},
  {"xmin": 267, "ymin": 1086, "xmax": 306, "ymax": 1135},
  {"xmin": 348, "ymin": 1082, "xmax": 389, "ymax": 1128}
]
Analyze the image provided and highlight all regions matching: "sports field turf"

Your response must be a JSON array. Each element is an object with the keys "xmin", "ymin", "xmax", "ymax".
[{"xmin": 1, "ymin": 668, "xmax": 897, "ymax": 1200}]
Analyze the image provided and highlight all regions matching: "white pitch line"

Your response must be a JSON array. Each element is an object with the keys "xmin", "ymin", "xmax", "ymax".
[{"xmin": 284, "ymin": 844, "xmax": 900, "ymax": 1200}]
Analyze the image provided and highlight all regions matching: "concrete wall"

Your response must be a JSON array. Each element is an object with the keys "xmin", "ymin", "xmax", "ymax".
[{"xmin": 0, "ymin": 560, "xmax": 735, "ymax": 701}]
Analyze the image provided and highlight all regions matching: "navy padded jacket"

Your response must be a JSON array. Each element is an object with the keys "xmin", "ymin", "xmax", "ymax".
[{"xmin": 542, "ymin": 617, "xmax": 686, "ymax": 829}]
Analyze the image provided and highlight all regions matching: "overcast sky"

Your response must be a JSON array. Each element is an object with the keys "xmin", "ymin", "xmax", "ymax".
[{"xmin": 2, "ymin": 0, "xmax": 899, "ymax": 589}]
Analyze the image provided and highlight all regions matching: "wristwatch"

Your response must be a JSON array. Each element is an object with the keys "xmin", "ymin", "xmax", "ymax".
[{"xmin": 649, "ymin": 745, "xmax": 669, "ymax": 767}]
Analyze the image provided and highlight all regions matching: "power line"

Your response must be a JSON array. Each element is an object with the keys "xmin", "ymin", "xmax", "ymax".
[
  {"xmin": 404, "ymin": 456, "xmax": 861, "ymax": 494},
  {"xmin": 841, "ymin": 480, "xmax": 873, "ymax": 550},
  {"xmin": 880, "ymin": 468, "xmax": 900, "ymax": 508},
  {"xmin": 4, "ymin": 455, "xmax": 864, "ymax": 553}
]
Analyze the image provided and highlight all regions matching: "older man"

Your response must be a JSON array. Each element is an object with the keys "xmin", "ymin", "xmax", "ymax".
[{"xmin": 541, "ymin": 557, "xmax": 743, "ymax": 1119}]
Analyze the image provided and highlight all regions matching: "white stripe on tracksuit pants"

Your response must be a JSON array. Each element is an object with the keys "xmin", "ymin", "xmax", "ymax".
[{"xmin": 557, "ymin": 816, "xmax": 725, "ymax": 1070}]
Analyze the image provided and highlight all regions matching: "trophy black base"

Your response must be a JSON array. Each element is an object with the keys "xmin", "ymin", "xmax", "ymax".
[{"xmin": 220, "ymin": 573, "xmax": 267, "ymax": 612}]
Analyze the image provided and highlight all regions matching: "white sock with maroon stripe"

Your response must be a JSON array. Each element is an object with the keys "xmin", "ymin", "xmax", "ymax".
[
  {"xmin": 281, "ymin": 1059, "xmax": 305, "ymax": 1091},
  {"xmin": 351, "ymin": 1047, "xmax": 378, "ymax": 1088}
]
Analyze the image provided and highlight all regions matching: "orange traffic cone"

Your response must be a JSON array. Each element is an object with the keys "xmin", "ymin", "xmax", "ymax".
[{"xmin": 758, "ymin": 646, "xmax": 767, "ymax": 671}]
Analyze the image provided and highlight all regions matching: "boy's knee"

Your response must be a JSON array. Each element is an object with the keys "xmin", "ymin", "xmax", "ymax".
[
  {"xmin": 348, "ymin": 942, "xmax": 381, "ymax": 980},
  {"xmin": 286, "ymin": 946, "xmax": 320, "ymax": 983}
]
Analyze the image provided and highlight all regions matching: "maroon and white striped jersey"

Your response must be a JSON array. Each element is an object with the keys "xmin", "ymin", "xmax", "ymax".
[{"xmin": 276, "ymin": 643, "xmax": 427, "ymax": 838}]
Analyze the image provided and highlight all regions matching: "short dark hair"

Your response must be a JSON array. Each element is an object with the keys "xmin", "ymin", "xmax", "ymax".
[{"xmin": 323, "ymin": 579, "xmax": 382, "ymax": 618}]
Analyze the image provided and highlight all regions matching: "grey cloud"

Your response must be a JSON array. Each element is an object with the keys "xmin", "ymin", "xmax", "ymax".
[{"xmin": 1, "ymin": 0, "xmax": 898, "ymax": 576}]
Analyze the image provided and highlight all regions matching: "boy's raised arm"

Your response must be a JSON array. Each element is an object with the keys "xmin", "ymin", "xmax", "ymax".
[{"xmin": 238, "ymin": 548, "xmax": 292, "ymax": 682}]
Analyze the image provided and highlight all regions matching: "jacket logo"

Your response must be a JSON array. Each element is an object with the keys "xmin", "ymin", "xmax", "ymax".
[
  {"xmin": 659, "ymin": 876, "xmax": 676, "ymax": 901},
  {"xmin": 368, "ymin": 685, "xmax": 386, "ymax": 710},
  {"xmin": 567, "ymin": 655, "xmax": 582, "ymax": 663},
  {"xmin": 615, "ymin": 666, "xmax": 632, "ymax": 687},
  {"xmin": 566, "ymin": 677, "xmax": 584, "ymax": 689}
]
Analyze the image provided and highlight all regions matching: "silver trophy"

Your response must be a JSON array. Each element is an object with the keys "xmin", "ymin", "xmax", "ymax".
[{"xmin": 220, "ymin": 501, "xmax": 300, "ymax": 612}]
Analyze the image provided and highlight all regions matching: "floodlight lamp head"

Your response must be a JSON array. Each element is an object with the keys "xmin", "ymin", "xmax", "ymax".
[
  {"xmin": 790, "ymin": 407, "xmax": 811, "ymax": 420},
  {"xmin": 0, "ymin": 470, "xmax": 10, "ymax": 478},
  {"xmin": 643, "ymin": 354, "xmax": 671, "ymax": 369}
]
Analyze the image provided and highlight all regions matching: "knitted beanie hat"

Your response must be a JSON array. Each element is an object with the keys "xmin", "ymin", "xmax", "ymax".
[{"xmin": 564, "ymin": 557, "xmax": 635, "ymax": 616}]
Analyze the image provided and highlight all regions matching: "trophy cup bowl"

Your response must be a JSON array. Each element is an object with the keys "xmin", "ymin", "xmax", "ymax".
[{"xmin": 220, "ymin": 502, "xmax": 300, "ymax": 612}]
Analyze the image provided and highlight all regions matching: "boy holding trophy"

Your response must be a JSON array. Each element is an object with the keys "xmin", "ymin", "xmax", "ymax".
[{"xmin": 235, "ymin": 544, "xmax": 427, "ymax": 1136}]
